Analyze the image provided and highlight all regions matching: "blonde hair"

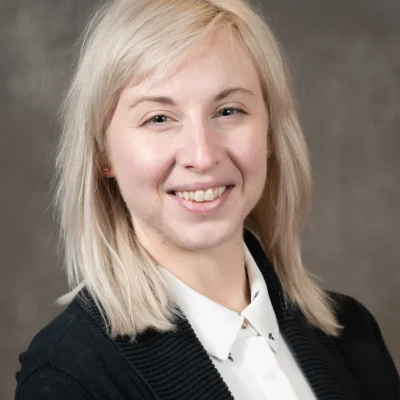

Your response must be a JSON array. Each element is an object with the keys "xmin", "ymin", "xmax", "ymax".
[{"xmin": 56, "ymin": 0, "xmax": 342, "ymax": 339}]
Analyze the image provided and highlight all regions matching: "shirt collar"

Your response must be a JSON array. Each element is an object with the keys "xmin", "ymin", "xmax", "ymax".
[
  {"xmin": 158, "ymin": 241, "xmax": 280, "ymax": 361},
  {"xmin": 242, "ymin": 242, "xmax": 280, "ymax": 353}
]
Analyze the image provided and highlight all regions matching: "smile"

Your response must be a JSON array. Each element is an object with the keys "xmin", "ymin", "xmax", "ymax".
[{"xmin": 173, "ymin": 185, "xmax": 227, "ymax": 203}]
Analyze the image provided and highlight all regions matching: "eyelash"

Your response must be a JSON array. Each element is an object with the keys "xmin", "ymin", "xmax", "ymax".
[{"xmin": 142, "ymin": 107, "xmax": 247, "ymax": 127}]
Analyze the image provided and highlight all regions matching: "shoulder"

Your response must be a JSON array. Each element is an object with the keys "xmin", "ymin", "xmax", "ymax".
[
  {"xmin": 329, "ymin": 292, "xmax": 400, "ymax": 396},
  {"xmin": 329, "ymin": 291, "xmax": 391, "ymax": 353},
  {"xmin": 16, "ymin": 300, "xmax": 99, "ymax": 374},
  {"xmin": 16, "ymin": 304, "xmax": 77, "ymax": 383},
  {"xmin": 15, "ymin": 363, "xmax": 91, "ymax": 400},
  {"xmin": 330, "ymin": 292, "xmax": 381, "ymax": 335},
  {"xmin": 15, "ymin": 298, "xmax": 133, "ymax": 399}
]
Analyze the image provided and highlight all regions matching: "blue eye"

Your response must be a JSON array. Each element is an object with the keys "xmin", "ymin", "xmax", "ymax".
[{"xmin": 143, "ymin": 107, "xmax": 246, "ymax": 127}]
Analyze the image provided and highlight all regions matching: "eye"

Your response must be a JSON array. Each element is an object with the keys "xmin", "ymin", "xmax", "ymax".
[
  {"xmin": 217, "ymin": 107, "xmax": 246, "ymax": 117},
  {"xmin": 142, "ymin": 107, "xmax": 247, "ymax": 127},
  {"xmin": 143, "ymin": 114, "xmax": 171, "ymax": 126}
]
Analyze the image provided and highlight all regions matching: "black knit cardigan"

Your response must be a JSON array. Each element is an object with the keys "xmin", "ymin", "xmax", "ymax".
[{"xmin": 15, "ymin": 230, "xmax": 400, "ymax": 400}]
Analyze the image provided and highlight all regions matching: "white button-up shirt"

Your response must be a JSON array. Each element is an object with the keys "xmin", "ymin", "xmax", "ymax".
[{"xmin": 158, "ymin": 242, "xmax": 317, "ymax": 400}]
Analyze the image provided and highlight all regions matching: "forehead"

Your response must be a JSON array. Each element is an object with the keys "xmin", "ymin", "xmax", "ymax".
[{"xmin": 131, "ymin": 30, "xmax": 260, "ymax": 96}]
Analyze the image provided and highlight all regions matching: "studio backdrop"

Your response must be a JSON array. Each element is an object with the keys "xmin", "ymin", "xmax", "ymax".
[{"xmin": 0, "ymin": 1, "xmax": 399, "ymax": 399}]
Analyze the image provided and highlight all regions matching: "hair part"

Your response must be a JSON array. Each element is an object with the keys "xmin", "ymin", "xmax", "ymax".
[{"xmin": 56, "ymin": 0, "xmax": 342, "ymax": 339}]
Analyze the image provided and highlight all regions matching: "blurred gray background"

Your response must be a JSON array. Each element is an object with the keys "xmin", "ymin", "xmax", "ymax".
[{"xmin": 1, "ymin": 0, "xmax": 399, "ymax": 398}]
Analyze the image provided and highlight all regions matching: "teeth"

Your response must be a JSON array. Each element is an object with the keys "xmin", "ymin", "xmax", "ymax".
[
  {"xmin": 174, "ymin": 185, "xmax": 227, "ymax": 202},
  {"xmin": 204, "ymin": 188, "xmax": 214, "ymax": 201},
  {"xmin": 195, "ymin": 190, "xmax": 205, "ymax": 202}
]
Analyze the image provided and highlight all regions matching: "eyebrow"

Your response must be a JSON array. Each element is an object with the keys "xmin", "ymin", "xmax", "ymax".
[{"xmin": 129, "ymin": 87, "xmax": 254, "ymax": 109}]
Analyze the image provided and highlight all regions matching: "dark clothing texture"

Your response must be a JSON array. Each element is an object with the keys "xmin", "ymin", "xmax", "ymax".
[{"xmin": 15, "ymin": 230, "xmax": 400, "ymax": 399}]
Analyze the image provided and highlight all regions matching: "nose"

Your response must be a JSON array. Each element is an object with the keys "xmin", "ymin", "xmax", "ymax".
[{"xmin": 176, "ymin": 121, "xmax": 223, "ymax": 173}]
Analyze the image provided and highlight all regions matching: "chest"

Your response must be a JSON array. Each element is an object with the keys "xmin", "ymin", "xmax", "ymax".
[{"xmin": 210, "ymin": 326, "xmax": 317, "ymax": 400}]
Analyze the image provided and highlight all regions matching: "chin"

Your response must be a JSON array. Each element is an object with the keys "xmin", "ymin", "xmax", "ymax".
[{"xmin": 169, "ymin": 220, "xmax": 242, "ymax": 251}]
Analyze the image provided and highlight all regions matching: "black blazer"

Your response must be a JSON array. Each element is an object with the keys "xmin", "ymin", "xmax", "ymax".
[{"xmin": 15, "ymin": 230, "xmax": 400, "ymax": 400}]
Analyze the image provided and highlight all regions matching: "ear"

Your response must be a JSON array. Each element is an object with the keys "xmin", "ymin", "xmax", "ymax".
[
  {"xmin": 98, "ymin": 154, "xmax": 115, "ymax": 178},
  {"xmin": 102, "ymin": 166, "xmax": 115, "ymax": 178}
]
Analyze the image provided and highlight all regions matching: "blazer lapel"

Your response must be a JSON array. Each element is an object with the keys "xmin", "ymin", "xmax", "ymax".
[
  {"xmin": 79, "ymin": 290, "xmax": 234, "ymax": 399},
  {"xmin": 79, "ymin": 229, "xmax": 365, "ymax": 400},
  {"xmin": 113, "ymin": 314, "xmax": 234, "ymax": 400},
  {"xmin": 244, "ymin": 229, "xmax": 365, "ymax": 400}
]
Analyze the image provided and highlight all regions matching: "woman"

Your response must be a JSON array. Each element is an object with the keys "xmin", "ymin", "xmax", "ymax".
[{"xmin": 15, "ymin": 0, "xmax": 399, "ymax": 399}]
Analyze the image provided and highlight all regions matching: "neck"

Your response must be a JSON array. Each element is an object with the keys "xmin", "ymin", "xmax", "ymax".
[{"xmin": 137, "ymin": 227, "xmax": 252, "ymax": 314}]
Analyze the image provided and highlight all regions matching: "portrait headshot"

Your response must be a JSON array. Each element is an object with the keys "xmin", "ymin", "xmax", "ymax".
[{"xmin": 1, "ymin": 0, "xmax": 399, "ymax": 399}]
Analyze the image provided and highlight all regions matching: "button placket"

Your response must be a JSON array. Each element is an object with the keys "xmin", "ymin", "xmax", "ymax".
[{"xmin": 243, "ymin": 337, "xmax": 277, "ymax": 378}]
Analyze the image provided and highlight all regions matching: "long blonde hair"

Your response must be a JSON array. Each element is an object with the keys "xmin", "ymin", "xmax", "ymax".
[{"xmin": 56, "ymin": 0, "xmax": 341, "ymax": 339}]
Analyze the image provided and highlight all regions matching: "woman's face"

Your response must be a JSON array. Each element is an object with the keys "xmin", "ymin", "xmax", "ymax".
[{"xmin": 107, "ymin": 30, "xmax": 269, "ymax": 251}]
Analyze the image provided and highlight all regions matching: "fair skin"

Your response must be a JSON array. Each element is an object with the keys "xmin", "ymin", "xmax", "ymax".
[{"xmin": 107, "ymin": 30, "xmax": 271, "ymax": 313}]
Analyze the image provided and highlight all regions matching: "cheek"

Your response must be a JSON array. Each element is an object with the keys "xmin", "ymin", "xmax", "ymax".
[
  {"xmin": 232, "ymin": 124, "xmax": 268, "ymax": 181},
  {"xmin": 245, "ymin": 146, "xmax": 267, "ymax": 200},
  {"xmin": 108, "ymin": 128, "xmax": 170, "ymax": 198},
  {"xmin": 119, "ymin": 147, "xmax": 167, "ymax": 190}
]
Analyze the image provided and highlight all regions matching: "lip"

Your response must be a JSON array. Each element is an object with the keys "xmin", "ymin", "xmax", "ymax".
[
  {"xmin": 168, "ymin": 180, "xmax": 235, "ymax": 193},
  {"xmin": 168, "ymin": 185, "xmax": 234, "ymax": 215}
]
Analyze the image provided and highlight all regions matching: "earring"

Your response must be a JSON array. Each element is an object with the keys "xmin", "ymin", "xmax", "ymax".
[{"xmin": 103, "ymin": 167, "xmax": 111, "ymax": 177}]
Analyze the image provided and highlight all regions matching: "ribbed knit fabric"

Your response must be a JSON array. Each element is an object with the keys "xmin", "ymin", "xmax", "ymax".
[{"xmin": 15, "ymin": 230, "xmax": 400, "ymax": 400}]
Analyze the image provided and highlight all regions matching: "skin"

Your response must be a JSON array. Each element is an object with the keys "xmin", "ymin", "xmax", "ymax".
[{"xmin": 107, "ymin": 30, "xmax": 271, "ymax": 313}]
